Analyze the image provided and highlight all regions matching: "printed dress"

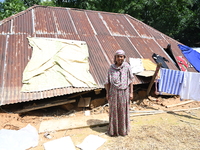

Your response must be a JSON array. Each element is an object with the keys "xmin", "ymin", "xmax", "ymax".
[{"xmin": 105, "ymin": 62, "xmax": 133, "ymax": 136}]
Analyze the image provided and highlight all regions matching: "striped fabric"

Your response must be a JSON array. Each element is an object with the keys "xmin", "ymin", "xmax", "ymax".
[{"xmin": 158, "ymin": 68, "xmax": 184, "ymax": 95}]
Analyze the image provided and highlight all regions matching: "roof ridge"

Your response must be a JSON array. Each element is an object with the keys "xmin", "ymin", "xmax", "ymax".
[
  {"xmin": 0, "ymin": 5, "xmax": 67, "ymax": 25},
  {"xmin": 125, "ymin": 14, "xmax": 183, "ymax": 45},
  {"xmin": 0, "ymin": 5, "xmax": 128, "ymax": 26},
  {"xmin": 0, "ymin": 5, "xmax": 36, "ymax": 25}
]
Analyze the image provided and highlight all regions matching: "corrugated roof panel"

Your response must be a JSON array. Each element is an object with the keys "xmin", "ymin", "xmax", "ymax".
[
  {"xmin": 127, "ymin": 17, "xmax": 152, "ymax": 38},
  {"xmin": 0, "ymin": 6, "xmax": 198, "ymax": 106},
  {"xmin": 100, "ymin": 13, "xmax": 138, "ymax": 36},
  {"xmin": 13, "ymin": 10, "xmax": 33, "ymax": 34},
  {"xmin": 86, "ymin": 11, "xmax": 110, "ymax": 35},
  {"xmin": 52, "ymin": 8, "xmax": 77, "ymax": 34},
  {"xmin": 146, "ymin": 26, "xmax": 164, "ymax": 39},
  {"xmin": 1, "ymin": 35, "xmax": 22, "ymax": 105},
  {"xmin": 35, "ymin": 34, "xmax": 57, "ymax": 38},
  {"xmin": 0, "ymin": 35, "xmax": 7, "ymax": 92},
  {"xmin": 69, "ymin": 9, "xmax": 94, "ymax": 35},
  {"xmin": 1, "ymin": 34, "xmax": 10, "ymax": 105},
  {"xmin": 96, "ymin": 35, "xmax": 121, "ymax": 63},
  {"xmin": 114, "ymin": 36, "xmax": 142, "ymax": 58},
  {"xmin": 79, "ymin": 34, "xmax": 110, "ymax": 87},
  {"xmin": 56, "ymin": 34, "xmax": 80, "ymax": 41},
  {"xmin": 17, "ymin": 35, "xmax": 32, "ymax": 102},
  {"xmin": 10, "ymin": 35, "xmax": 19, "ymax": 102},
  {"xmin": 129, "ymin": 37, "xmax": 154, "ymax": 59},
  {"xmin": 0, "ymin": 21, "xmax": 11, "ymax": 34},
  {"xmin": 155, "ymin": 39, "xmax": 170, "ymax": 49},
  {"xmin": 34, "ymin": 7, "xmax": 57, "ymax": 34}
]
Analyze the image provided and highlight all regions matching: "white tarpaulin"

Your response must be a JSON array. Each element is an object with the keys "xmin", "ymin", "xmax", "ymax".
[
  {"xmin": 76, "ymin": 134, "xmax": 106, "ymax": 150},
  {"xmin": 0, "ymin": 124, "xmax": 38, "ymax": 150},
  {"xmin": 129, "ymin": 58, "xmax": 144, "ymax": 74},
  {"xmin": 21, "ymin": 37, "xmax": 97, "ymax": 92},
  {"xmin": 43, "ymin": 136, "xmax": 76, "ymax": 150}
]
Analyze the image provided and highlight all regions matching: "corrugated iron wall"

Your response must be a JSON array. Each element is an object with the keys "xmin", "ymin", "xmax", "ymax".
[{"xmin": 0, "ymin": 6, "xmax": 196, "ymax": 106}]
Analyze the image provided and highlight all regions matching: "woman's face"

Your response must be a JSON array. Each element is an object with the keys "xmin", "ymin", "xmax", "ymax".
[{"xmin": 115, "ymin": 55, "xmax": 125, "ymax": 65}]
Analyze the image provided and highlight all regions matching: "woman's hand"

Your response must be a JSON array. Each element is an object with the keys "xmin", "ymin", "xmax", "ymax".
[
  {"xmin": 105, "ymin": 83, "xmax": 110, "ymax": 101},
  {"xmin": 129, "ymin": 93, "xmax": 133, "ymax": 100},
  {"xmin": 106, "ymin": 93, "xmax": 109, "ymax": 101}
]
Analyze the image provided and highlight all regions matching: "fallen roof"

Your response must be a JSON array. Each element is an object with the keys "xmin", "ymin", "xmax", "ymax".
[{"xmin": 0, "ymin": 5, "xmax": 196, "ymax": 106}]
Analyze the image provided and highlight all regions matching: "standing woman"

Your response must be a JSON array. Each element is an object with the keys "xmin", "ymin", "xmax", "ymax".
[{"xmin": 105, "ymin": 49, "xmax": 134, "ymax": 136}]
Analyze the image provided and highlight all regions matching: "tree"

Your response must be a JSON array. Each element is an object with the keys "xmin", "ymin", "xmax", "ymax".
[
  {"xmin": 174, "ymin": 0, "xmax": 200, "ymax": 47},
  {"xmin": 122, "ymin": 0, "xmax": 199, "ymax": 47},
  {"xmin": 0, "ymin": 0, "xmax": 41, "ymax": 20},
  {"xmin": 40, "ymin": 0, "xmax": 56, "ymax": 7},
  {"xmin": 0, "ymin": 0, "xmax": 26, "ymax": 20},
  {"xmin": 22, "ymin": 0, "xmax": 40, "ymax": 7}
]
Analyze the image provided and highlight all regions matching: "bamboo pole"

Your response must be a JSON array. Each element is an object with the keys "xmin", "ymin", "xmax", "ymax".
[
  {"xmin": 130, "ymin": 107, "xmax": 200, "ymax": 117},
  {"xmin": 166, "ymin": 100, "xmax": 194, "ymax": 108}
]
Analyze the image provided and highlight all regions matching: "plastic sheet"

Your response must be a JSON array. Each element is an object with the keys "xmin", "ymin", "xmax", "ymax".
[{"xmin": 0, "ymin": 124, "xmax": 38, "ymax": 150}]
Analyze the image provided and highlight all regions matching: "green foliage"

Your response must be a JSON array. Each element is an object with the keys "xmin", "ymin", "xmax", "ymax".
[
  {"xmin": 174, "ymin": 0, "xmax": 200, "ymax": 46},
  {"xmin": 142, "ymin": 0, "xmax": 194, "ymax": 37},
  {"xmin": 40, "ymin": 0, "xmax": 56, "ymax": 6},
  {"xmin": 112, "ymin": 0, "xmax": 200, "ymax": 47},
  {"xmin": 0, "ymin": 0, "xmax": 26, "ymax": 20},
  {"xmin": 51, "ymin": 0, "xmax": 97, "ymax": 9},
  {"xmin": 22, "ymin": 0, "xmax": 40, "ymax": 7}
]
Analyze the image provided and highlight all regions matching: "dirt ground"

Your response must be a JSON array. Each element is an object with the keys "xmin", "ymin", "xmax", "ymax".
[{"xmin": 0, "ymin": 95, "xmax": 200, "ymax": 150}]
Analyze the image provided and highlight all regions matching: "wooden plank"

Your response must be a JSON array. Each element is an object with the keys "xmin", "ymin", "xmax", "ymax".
[
  {"xmin": 130, "ymin": 110, "xmax": 165, "ymax": 113},
  {"xmin": 15, "ymin": 99, "xmax": 76, "ymax": 114},
  {"xmin": 166, "ymin": 100, "xmax": 194, "ymax": 108},
  {"xmin": 166, "ymin": 107, "xmax": 200, "ymax": 112},
  {"xmin": 15, "ymin": 91, "xmax": 92, "ymax": 114},
  {"xmin": 130, "ymin": 113, "xmax": 160, "ymax": 116},
  {"xmin": 39, "ymin": 113, "xmax": 109, "ymax": 133},
  {"xmin": 130, "ymin": 107, "xmax": 200, "ymax": 117},
  {"xmin": 146, "ymin": 63, "xmax": 162, "ymax": 96}
]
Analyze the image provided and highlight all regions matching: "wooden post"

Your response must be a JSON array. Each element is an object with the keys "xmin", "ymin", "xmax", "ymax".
[{"xmin": 146, "ymin": 63, "xmax": 162, "ymax": 96}]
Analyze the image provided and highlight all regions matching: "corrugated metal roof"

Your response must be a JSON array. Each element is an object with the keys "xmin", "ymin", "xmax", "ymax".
[{"xmin": 0, "ymin": 5, "xmax": 196, "ymax": 106}]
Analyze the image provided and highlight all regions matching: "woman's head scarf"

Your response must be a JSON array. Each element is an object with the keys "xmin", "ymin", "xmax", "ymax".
[
  {"xmin": 115, "ymin": 49, "xmax": 125, "ymax": 56},
  {"xmin": 114, "ymin": 49, "xmax": 126, "ymax": 64}
]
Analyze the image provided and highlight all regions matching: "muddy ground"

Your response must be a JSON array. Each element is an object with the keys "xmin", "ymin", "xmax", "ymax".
[{"xmin": 0, "ymin": 95, "xmax": 200, "ymax": 150}]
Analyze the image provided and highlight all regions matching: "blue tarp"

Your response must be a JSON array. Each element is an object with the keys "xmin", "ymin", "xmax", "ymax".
[{"xmin": 178, "ymin": 44, "xmax": 200, "ymax": 72}]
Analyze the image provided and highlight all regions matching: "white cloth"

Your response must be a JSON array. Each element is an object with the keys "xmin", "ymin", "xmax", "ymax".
[
  {"xmin": 179, "ymin": 71, "xmax": 200, "ymax": 101},
  {"xmin": 129, "ymin": 58, "xmax": 144, "ymax": 74},
  {"xmin": 0, "ymin": 124, "xmax": 38, "ymax": 150},
  {"xmin": 43, "ymin": 136, "xmax": 76, "ymax": 150},
  {"xmin": 21, "ymin": 37, "xmax": 97, "ymax": 92},
  {"xmin": 76, "ymin": 134, "xmax": 106, "ymax": 150},
  {"xmin": 192, "ymin": 48, "xmax": 200, "ymax": 53}
]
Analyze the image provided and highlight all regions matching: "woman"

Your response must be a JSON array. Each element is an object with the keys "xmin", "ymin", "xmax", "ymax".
[{"xmin": 105, "ymin": 49, "xmax": 134, "ymax": 136}]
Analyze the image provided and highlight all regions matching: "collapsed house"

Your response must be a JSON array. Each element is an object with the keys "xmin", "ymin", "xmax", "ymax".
[{"xmin": 0, "ymin": 5, "xmax": 197, "ymax": 113}]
